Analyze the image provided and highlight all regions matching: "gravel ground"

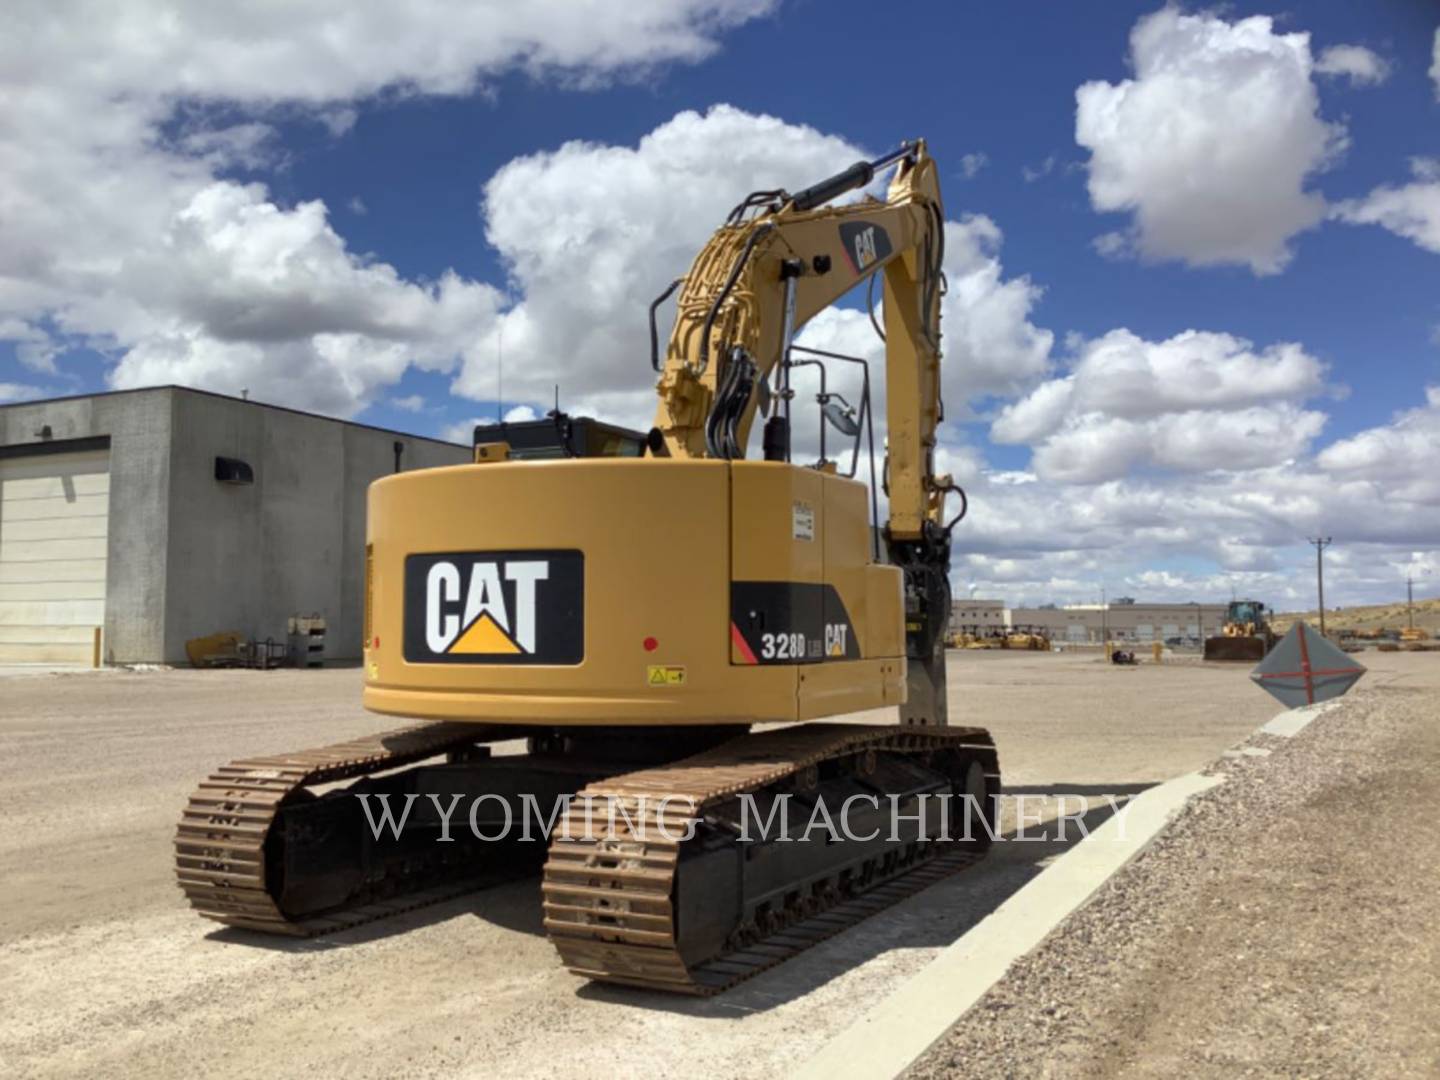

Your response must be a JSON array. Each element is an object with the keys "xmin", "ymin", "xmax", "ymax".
[
  {"xmin": 908, "ymin": 655, "xmax": 1440, "ymax": 1079},
  {"xmin": 0, "ymin": 650, "xmax": 1388, "ymax": 1078}
]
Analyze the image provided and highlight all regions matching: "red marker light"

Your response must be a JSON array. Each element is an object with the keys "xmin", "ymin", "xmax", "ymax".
[{"xmin": 643, "ymin": 636, "xmax": 659, "ymax": 652}]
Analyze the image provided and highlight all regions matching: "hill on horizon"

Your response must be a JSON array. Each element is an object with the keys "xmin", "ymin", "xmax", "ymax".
[{"xmin": 1273, "ymin": 596, "xmax": 1440, "ymax": 634}]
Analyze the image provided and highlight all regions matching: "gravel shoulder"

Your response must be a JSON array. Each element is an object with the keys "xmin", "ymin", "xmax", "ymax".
[{"xmin": 908, "ymin": 656, "xmax": 1440, "ymax": 1079}]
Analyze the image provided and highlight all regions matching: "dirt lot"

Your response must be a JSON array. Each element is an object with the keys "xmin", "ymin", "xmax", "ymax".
[
  {"xmin": 0, "ymin": 650, "xmax": 1306, "ymax": 1078},
  {"xmin": 910, "ymin": 651, "xmax": 1439, "ymax": 1079}
]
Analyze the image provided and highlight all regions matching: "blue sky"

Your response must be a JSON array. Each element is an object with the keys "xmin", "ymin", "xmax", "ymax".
[{"xmin": 3, "ymin": 1, "xmax": 1438, "ymax": 606}]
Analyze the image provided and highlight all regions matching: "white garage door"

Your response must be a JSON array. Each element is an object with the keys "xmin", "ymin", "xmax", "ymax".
[{"xmin": 0, "ymin": 448, "xmax": 111, "ymax": 664}]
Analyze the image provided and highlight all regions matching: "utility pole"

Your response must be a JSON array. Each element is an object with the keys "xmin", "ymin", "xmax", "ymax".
[
  {"xmin": 1101, "ymin": 584, "xmax": 1107, "ymax": 648},
  {"xmin": 1408, "ymin": 575, "xmax": 1415, "ymax": 630},
  {"xmin": 1308, "ymin": 537, "xmax": 1332, "ymax": 636}
]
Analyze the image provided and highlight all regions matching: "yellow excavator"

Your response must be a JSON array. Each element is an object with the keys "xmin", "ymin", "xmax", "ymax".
[{"xmin": 175, "ymin": 141, "xmax": 1001, "ymax": 995}]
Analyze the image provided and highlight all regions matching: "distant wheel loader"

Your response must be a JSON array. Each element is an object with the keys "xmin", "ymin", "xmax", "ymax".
[{"xmin": 1203, "ymin": 599, "xmax": 1277, "ymax": 662}]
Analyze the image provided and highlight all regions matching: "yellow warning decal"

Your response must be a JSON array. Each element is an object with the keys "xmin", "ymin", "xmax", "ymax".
[{"xmin": 646, "ymin": 665, "xmax": 687, "ymax": 687}]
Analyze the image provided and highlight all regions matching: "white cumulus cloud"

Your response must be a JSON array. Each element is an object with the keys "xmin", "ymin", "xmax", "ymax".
[
  {"xmin": 1314, "ymin": 44, "xmax": 1390, "ymax": 86},
  {"xmin": 463, "ymin": 105, "xmax": 867, "ymax": 429},
  {"xmin": 1075, "ymin": 8, "xmax": 1346, "ymax": 275},
  {"xmin": 0, "ymin": 0, "xmax": 775, "ymax": 415},
  {"xmin": 1332, "ymin": 158, "xmax": 1440, "ymax": 254},
  {"xmin": 991, "ymin": 329, "xmax": 1330, "ymax": 483},
  {"xmin": 462, "ymin": 108, "xmax": 1053, "ymax": 431},
  {"xmin": 1317, "ymin": 386, "xmax": 1440, "ymax": 503}
]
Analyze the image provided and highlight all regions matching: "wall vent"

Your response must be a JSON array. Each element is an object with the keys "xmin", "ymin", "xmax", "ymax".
[{"xmin": 214, "ymin": 456, "xmax": 254, "ymax": 484}]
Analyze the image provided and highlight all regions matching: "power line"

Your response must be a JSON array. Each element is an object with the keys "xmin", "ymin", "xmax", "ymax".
[{"xmin": 1308, "ymin": 537, "xmax": 1332, "ymax": 636}]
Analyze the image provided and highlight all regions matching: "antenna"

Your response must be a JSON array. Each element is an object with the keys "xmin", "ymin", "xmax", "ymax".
[{"xmin": 496, "ymin": 322, "xmax": 504, "ymax": 423}]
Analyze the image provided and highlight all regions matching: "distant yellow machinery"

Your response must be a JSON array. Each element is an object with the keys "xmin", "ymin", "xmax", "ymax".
[
  {"xmin": 1004, "ymin": 626, "xmax": 1050, "ymax": 651},
  {"xmin": 177, "ymin": 140, "xmax": 1001, "ymax": 995},
  {"xmin": 945, "ymin": 625, "xmax": 1048, "ymax": 651},
  {"xmin": 1203, "ymin": 599, "xmax": 1277, "ymax": 662}
]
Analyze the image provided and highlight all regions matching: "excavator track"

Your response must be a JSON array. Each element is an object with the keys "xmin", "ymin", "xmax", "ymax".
[
  {"xmin": 175, "ymin": 722, "xmax": 515, "ymax": 936},
  {"xmin": 542, "ymin": 722, "xmax": 999, "ymax": 994}
]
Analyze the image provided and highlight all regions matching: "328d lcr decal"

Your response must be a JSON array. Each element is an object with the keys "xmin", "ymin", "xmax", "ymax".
[
  {"xmin": 403, "ymin": 550, "xmax": 583, "ymax": 664},
  {"xmin": 730, "ymin": 581, "xmax": 862, "ymax": 665}
]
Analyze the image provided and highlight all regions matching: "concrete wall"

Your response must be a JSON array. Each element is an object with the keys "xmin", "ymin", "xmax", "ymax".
[
  {"xmin": 0, "ymin": 391, "xmax": 173, "ymax": 663},
  {"xmin": 162, "ymin": 389, "xmax": 468, "ymax": 662},
  {"xmin": 336, "ymin": 421, "xmax": 468, "ymax": 659}
]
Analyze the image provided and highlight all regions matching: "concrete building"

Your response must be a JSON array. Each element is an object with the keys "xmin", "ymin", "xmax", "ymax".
[
  {"xmin": 1009, "ymin": 602, "xmax": 1229, "ymax": 645},
  {"xmin": 0, "ymin": 387, "xmax": 470, "ymax": 665},
  {"xmin": 949, "ymin": 598, "xmax": 1008, "ymax": 632}
]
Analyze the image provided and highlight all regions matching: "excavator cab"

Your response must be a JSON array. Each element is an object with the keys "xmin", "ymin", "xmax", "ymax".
[{"xmin": 474, "ymin": 411, "xmax": 646, "ymax": 461}]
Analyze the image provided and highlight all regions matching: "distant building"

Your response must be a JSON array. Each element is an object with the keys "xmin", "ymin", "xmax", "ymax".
[
  {"xmin": 1009, "ymin": 602, "xmax": 1228, "ymax": 645},
  {"xmin": 949, "ymin": 598, "xmax": 1008, "ymax": 631}
]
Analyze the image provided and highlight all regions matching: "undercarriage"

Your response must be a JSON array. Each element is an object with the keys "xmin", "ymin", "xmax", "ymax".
[{"xmin": 176, "ymin": 721, "xmax": 998, "ymax": 990}]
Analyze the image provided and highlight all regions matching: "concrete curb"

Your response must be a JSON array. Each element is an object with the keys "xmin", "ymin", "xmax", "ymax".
[
  {"xmin": 1260, "ymin": 699, "xmax": 1340, "ymax": 738},
  {"xmin": 792, "ymin": 696, "xmax": 1340, "ymax": 1080},
  {"xmin": 790, "ymin": 770, "xmax": 1221, "ymax": 1080}
]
